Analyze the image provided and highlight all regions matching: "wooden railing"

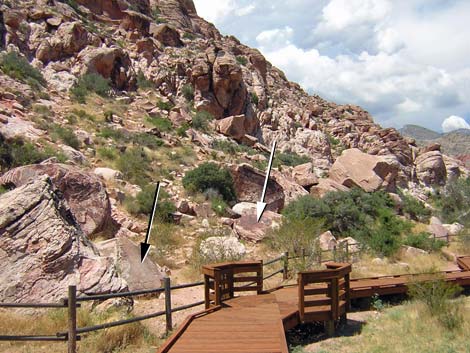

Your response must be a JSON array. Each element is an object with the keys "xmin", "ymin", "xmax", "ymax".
[
  {"xmin": 298, "ymin": 262, "xmax": 351, "ymax": 333},
  {"xmin": 203, "ymin": 261, "xmax": 263, "ymax": 308}
]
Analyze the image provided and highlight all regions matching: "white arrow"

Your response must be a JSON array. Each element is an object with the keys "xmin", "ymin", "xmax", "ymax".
[
  {"xmin": 257, "ymin": 140, "xmax": 277, "ymax": 222},
  {"xmin": 140, "ymin": 182, "xmax": 161, "ymax": 263}
]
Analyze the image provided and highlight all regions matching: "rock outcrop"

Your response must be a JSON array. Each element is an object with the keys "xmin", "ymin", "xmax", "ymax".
[
  {"xmin": 230, "ymin": 164, "xmax": 285, "ymax": 213},
  {"xmin": 0, "ymin": 177, "xmax": 126, "ymax": 302},
  {"xmin": 0, "ymin": 163, "xmax": 112, "ymax": 237},
  {"xmin": 328, "ymin": 148, "xmax": 399, "ymax": 192},
  {"xmin": 234, "ymin": 210, "xmax": 282, "ymax": 242},
  {"xmin": 415, "ymin": 150, "xmax": 447, "ymax": 186}
]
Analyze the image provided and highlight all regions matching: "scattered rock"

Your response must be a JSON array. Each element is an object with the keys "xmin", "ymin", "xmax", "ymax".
[
  {"xmin": 232, "ymin": 202, "xmax": 256, "ymax": 216},
  {"xmin": 310, "ymin": 178, "xmax": 349, "ymax": 198},
  {"xmin": 401, "ymin": 245, "xmax": 428, "ymax": 257},
  {"xmin": 442, "ymin": 223, "xmax": 464, "ymax": 236},
  {"xmin": 292, "ymin": 162, "xmax": 319, "ymax": 189},
  {"xmin": 94, "ymin": 167, "xmax": 123, "ymax": 182},
  {"xmin": 415, "ymin": 150, "xmax": 447, "ymax": 186},
  {"xmin": 233, "ymin": 210, "xmax": 282, "ymax": 242},
  {"xmin": 319, "ymin": 231, "xmax": 337, "ymax": 251},
  {"xmin": 338, "ymin": 237, "xmax": 360, "ymax": 253},
  {"xmin": 150, "ymin": 23, "xmax": 182, "ymax": 47}
]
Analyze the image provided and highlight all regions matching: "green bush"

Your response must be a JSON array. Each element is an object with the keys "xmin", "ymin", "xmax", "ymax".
[
  {"xmin": 70, "ymin": 73, "xmax": 110, "ymax": 103},
  {"xmin": 275, "ymin": 151, "xmax": 310, "ymax": 167},
  {"xmin": 126, "ymin": 185, "xmax": 176, "ymax": 223},
  {"xmin": 97, "ymin": 147, "xmax": 118, "ymax": 160},
  {"xmin": 251, "ymin": 92, "xmax": 259, "ymax": 106},
  {"xmin": 400, "ymin": 192, "xmax": 431, "ymax": 222},
  {"xmin": 147, "ymin": 116, "xmax": 172, "ymax": 132},
  {"xmin": 156, "ymin": 100, "xmax": 174, "ymax": 111},
  {"xmin": 116, "ymin": 148, "xmax": 150, "ymax": 186},
  {"xmin": 183, "ymin": 162, "xmax": 236, "ymax": 202},
  {"xmin": 182, "ymin": 32, "xmax": 196, "ymax": 40},
  {"xmin": 236, "ymin": 56, "xmax": 248, "ymax": 66},
  {"xmin": 211, "ymin": 196, "xmax": 228, "ymax": 217},
  {"xmin": 432, "ymin": 178, "xmax": 470, "ymax": 226},
  {"xmin": 131, "ymin": 132, "xmax": 164, "ymax": 149},
  {"xmin": 136, "ymin": 71, "xmax": 153, "ymax": 89},
  {"xmin": 267, "ymin": 218, "xmax": 324, "ymax": 272},
  {"xmin": 0, "ymin": 51, "xmax": 45, "ymax": 89},
  {"xmin": 212, "ymin": 140, "xmax": 256, "ymax": 156},
  {"xmin": 404, "ymin": 232, "xmax": 446, "ymax": 252},
  {"xmin": 192, "ymin": 110, "xmax": 213, "ymax": 132},
  {"xmin": 0, "ymin": 136, "xmax": 51, "ymax": 171},
  {"xmin": 98, "ymin": 127, "xmax": 127, "ymax": 141},
  {"xmin": 284, "ymin": 189, "xmax": 409, "ymax": 257},
  {"xmin": 182, "ymin": 84, "xmax": 194, "ymax": 101},
  {"xmin": 176, "ymin": 123, "xmax": 190, "ymax": 137},
  {"xmin": 50, "ymin": 124, "xmax": 80, "ymax": 150}
]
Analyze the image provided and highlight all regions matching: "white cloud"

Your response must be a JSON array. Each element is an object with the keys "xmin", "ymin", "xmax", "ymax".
[
  {"xmin": 193, "ymin": 0, "xmax": 235, "ymax": 24},
  {"xmin": 256, "ymin": 26, "xmax": 293, "ymax": 51},
  {"xmin": 235, "ymin": 4, "xmax": 256, "ymax": 16},
  {"xmin": 442, "ymin": 115, "xmax": 470, "ymax": 133},
  {"xmin": 376, "ymin": 28, "xmax": 404, "ymax": 54}
]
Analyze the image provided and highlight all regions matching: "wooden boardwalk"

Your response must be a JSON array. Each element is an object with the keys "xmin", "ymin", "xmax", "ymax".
[{"xmin": 158, "ymin": 258, "xmax": 470, "ymax": 353}]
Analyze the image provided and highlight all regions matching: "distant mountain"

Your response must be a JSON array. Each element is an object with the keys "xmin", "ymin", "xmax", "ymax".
[
  {"xmin": 399, "ymin": 125, "xmax": 470, "ymax": 165},
  {"xmin": 399, "ymin": 125, "xmax": 441, "ymax": 140}
]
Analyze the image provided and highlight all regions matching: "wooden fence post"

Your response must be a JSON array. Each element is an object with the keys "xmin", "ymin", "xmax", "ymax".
[
  {"xmin": 67, "ymin": 285, "xmax": 77, "ymax": 353},
  {"xmin": 283, "ymin": 252, "xmax": 289, "ymax": 280},
  {"xmin": 345, "ymin": 243, "xmax": 349, "ymax": 262},
  {"xmin": 333, "ymin": 246, "xmax": 337, "ymax": 262},
  {"xmin": 164, "ymin": 277, "xmax": 173, "ymax": 333}
]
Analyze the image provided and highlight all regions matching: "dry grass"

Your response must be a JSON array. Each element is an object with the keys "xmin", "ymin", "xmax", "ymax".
[
  {"xmin": 0, "ymin": 306, "xmax": 159, "ymax": 353},
  {"xmin": 305, "ymin": 296, "xmax": 470, "ymax": 353},
  {"xmin": 351, "ymin": 252, "xmax": 450, "ymax": 279}
]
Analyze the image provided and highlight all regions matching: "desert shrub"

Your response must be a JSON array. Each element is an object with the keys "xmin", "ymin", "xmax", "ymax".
[
  {"xmin": 182, "ymin": 84, "xmax": 194, "ymax": 101},
  {"xmin": 147, "ymin": 116, "xmax": 172, "ymax": 132},
  {"xmin": 236, "ymin": 55, "xmax": 248, "ymax": 66},
  {"xmin": 131, "ymin": 132, "xmax": 164, "ymax": 149},
  {"xmin": 326, "ymin": 133, "xmax": 341, "ymax": 147},
  {"xmin": 0, "ymin": 51, "xmax": 45, "ymax": 88},
  {"xmin": 97, "ymin": 146, "xmax": 118, "ymax": 160},
  {"xmin": 251, "ymin": 92, "xmax": 259, "ymax": 106},
  {"xmin": 409, "ymin": 275, "xmax": 463, "ymax": 330},
  {"xmin": 98, "ymin": 127, "xmax": 127, "ymax": 141},
  {"xmin": 267, "ymin": 218, "xmax": 324, "ymax": 272},
  {"xmin": 212, "ymin": 139, "xmax": 256, "ymax": 155},
  {"xmin": 71, "ymin": 109, "xmax": 97, "ymax": 122},
  {"xmin": 211, "ymin": 196, "xmax": 229, "ymax": 217},
  {"xmin": 50, "ymin": 124, "xmax": 80, "ymax": 150},
  {"xmin": 183, "ymin": 162, "xmax": 236, "ymax": 202},
  {"xmin": 0, "ymin": 136, "xmax": 52, "ymax": 171},
  {"xmin": 404, "ymin": 232, "xmax": 446, "ymax": 252},
  {"xmin": 400, "ymin": 192, "xmax": 431, "ymax": 222},
  {"xmin": 136, "ymin": 71, "xmax": 153, "ymax": 89},
  {"xmin": 276, "ymin": 151, "xmax": 310, "ymax": 167},
  {"xmin": 182, "ymin": 32, "xmax": 196, "ymax": 40},
  {"xmin": 148, "ymin": 222, "xmax": 182, "ymax": 267},
  {"xmin": 284, "ymin": 189, "xmax": 408, "ymax": 257},
  {"xmin": 126, "ymin": 185, "xmax": 176, "ymax": 223},
  {"xmin": 192, "ymin": 110, "xmax": 213, "ymax": 132},
  {"xmin": 116, "ymin": 147, "xmax": 150, "ymax": 186},
  {"xmin": 157, "ymin": 99, "xmax": 174, "ymax": 111},
  {"xmin": 432, "ymin": 177, "xmax": 470, "ymax": 226},
  {"xmin": 176, "ymin": 122, "xmax": 190, "ymax": 137},
  {"xmin": 70, "ymin": 73, "xmax": 110, "ymax": 103}
]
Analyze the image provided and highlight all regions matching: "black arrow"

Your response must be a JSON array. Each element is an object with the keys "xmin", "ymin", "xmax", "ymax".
[
  {"xmin": 257, "ymin": 140, "xmax": 277, "ymax": 222},
  {"xmin": 140, "ymin": 182, "xmax": 161, "ymax": 263}
]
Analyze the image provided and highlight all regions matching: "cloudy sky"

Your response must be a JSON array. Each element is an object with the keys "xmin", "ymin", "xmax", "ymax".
[{"xmin": 193, "ymin": 0, "xmax": 470, "ymax": 133}]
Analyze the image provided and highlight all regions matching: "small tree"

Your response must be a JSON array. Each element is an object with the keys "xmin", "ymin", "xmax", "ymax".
[{"xmin": 182, "ymin": 162, "xmax": 236, "ymax": 202}]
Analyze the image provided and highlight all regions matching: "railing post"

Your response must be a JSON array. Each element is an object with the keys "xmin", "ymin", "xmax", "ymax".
[
  {"xmin": 283, "ymin": 252, "xmax": 289, "ymax": 280},
  {"xmin": 345, "ymin": 243, "xmax": 349, "ymax": 262},
  {"xmin": 164, "ymin": 277, "xmax": 172, "ymax": 333},
  {"xmin": 333, "ymin": 246, "xmax": 337, "ymax": 262},
  {"xmin": 67, "ymin": 285, "xmax": 77, "ymax": 353}
]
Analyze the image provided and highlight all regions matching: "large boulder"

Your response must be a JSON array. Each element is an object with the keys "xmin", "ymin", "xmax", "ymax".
[
  {"xmin": 310, "ymin": 178, "xmax": 349, "ymax": 198},
  {"xmin": 271, "ymin": 170, "xmax": 309, "ymax": 205},
  {"xmin": 96, "ymin": 237, "xmax": 166, "ymax": 292},
  {"xmin": 77, "ymin": 47, "xmax": 135, "ymax": 90},
  {"xmin": 0, "ymin": 177, "xmax": 127, "ymax": 302},
  {"xmin": 319, "ymin": 231, "xmax": 337, "ymax": 251},
  {"xmin": 415, "ymin": 150, "xmax": 447, "ymax": 186},
  {"xmin": 121, "ymin": 10, "xmax": 152, "ymax": 35},
  {"xmin": 216, "ymin": 114, "xmax": 246, "ymax": 140},
  {"xmin": 229, "ymin": 164, "xmax": 285, "ymax": 213},
  {"xmin": 150, "ymin": 23, "xmax": 182, "ymax": 47},
  {"xmin": 292, "ymin": 162, "xmax": 318, "ymax": 189},
  {"xmin": 234, "ymin": 210, "xmax": 282, "ymax": 242},
  {"xmin": 0, "ymin": 163, "xmax": 111, "ymax": 237},
  {"xmin": 328, "ymin": 148, "xmax": 399, "ymax": 192},
  {"xmin": 36, "ymin": 22, "xmax": 89, "ymax": 63}
]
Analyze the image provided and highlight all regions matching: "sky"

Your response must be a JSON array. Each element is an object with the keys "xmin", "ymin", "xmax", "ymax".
[{"xmin": 193, "ymin": 0, "xmax": 470, "ymax": 133}]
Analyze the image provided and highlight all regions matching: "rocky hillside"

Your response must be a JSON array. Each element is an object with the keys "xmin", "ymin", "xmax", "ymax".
[
  {"xmin": 0, "ymin": 0, "xmax": 468, "ymax": 301},
  {"xmin": 400, "ymin": 124, "xmax": 470, "ymax": 167}
]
